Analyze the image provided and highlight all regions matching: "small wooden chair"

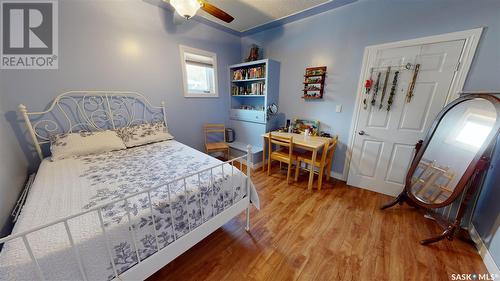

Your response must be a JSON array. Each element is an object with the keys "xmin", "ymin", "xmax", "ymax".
[
  {"xmin": 295, "ymin": 136, "xmax": 338, "ymax": 190},
  {"xmin": 267, "ymin": 133, "xmax": 297, "ymax": 184},
  {"xmin": 204, "ymin": 124, "xmax": 229, "ymax": 160}
]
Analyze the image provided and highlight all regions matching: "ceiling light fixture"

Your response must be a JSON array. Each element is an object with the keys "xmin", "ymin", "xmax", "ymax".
[{"xmin": 169, "ymin": 0, "xmax": 201, "ymax": 20}]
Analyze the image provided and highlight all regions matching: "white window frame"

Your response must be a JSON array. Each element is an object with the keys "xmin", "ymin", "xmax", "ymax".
[{"xmin": 179, "ymin": 45, "xmax": 219, "ymax": 98}]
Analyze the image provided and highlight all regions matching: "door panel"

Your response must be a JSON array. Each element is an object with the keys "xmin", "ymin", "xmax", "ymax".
[
  {"xmin": 419, "ymin": 53, "xmax": 447, "ymax": 71},
  {"xmin": 385, "ymin": 143, "xmax": 415, "ymax": 184},
  {"xmin": 398, "ymin": 82, "xmax": 437, "ymax": 132},
  {"xmin": 347, "ymin": 39, "xmax": 465, "ymax": 196},
  {"xmin": 358, "ymin": 139, "xmax": 384, "ymax": 178},
  {"xmin": 367, "ymin": 107, "xmax": 390, "ymax": 128}
]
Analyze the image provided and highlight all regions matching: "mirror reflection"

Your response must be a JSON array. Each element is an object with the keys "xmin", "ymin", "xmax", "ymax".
[{"xmin": 410, "ymin": 98, "xmax": 497, "ymax": 204}]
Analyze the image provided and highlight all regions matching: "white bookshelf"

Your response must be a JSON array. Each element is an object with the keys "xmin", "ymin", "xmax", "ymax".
[{"xmin": 228, "ymin": 59, "xmax": 281, "ymax": 164}]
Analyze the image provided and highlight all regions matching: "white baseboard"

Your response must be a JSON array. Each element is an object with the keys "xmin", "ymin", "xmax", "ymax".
[
  {"xmin": 470, "ymin": 224, "xmax": 500, "ymax": 276},
  {"xmin": 332, "ymin": 171, "xmax": 346, "ymax": 181}
]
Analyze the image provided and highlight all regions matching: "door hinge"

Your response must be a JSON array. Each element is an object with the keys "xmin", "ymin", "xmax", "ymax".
[{"xmin": 455, "ymin": 61, "xmax": 461, "ymax": 72}]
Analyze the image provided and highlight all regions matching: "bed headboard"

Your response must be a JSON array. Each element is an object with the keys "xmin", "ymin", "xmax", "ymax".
[{"xmin": 19, "ymin": 91, "xmax": 167, "ymax": 160}]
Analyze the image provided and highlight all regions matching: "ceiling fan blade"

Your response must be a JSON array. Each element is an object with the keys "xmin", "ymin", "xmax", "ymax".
[{"xmin": 199, "ymin": 1, "xmax": 234, "ymax": 23}]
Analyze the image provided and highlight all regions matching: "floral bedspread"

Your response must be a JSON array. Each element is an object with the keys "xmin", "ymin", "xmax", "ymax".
[{"xmin": 0, "ymin": 140, "xmax": 257, "ymax": 281}]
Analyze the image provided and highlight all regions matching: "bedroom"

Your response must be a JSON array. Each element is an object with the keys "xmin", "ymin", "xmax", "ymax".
[{"xmin": 0, "ymin": 0, "xmax": 499, "ymax": 280}]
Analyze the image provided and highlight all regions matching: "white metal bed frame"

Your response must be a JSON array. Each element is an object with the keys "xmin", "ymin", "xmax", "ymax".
[{"xmin": 1, "ymin": 91, "xmax": 254, "ymax": 281}]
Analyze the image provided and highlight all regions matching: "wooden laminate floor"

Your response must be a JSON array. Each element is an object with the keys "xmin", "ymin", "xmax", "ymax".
[{"xmin": 148, "ymin": 166, "xmax": 486, "ymax": 281}]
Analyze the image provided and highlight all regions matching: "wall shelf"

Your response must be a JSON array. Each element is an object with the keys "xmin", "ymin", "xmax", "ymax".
[{"xmin": 302, "ymin": 66, "xmax": 327, "ymax": 99}]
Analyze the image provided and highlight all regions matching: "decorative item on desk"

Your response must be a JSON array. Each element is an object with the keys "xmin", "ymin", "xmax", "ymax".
[
  {"xmin": 293, "ymin": 119, "xmax": 320, "ymax": 136},
  {"xmin": 285, "ymin": 119, "xmax": 291, "ymax": 132},
  {"xmin": 302, "ymin": 66, "xmax": 327, "ymax": 100},
  {"xmin": 320, "ymin": 131, "xmax": 331, "ymax": 138},
  {"xmin": 304, "ymin": 128, "xmax": 311, "ymax": 137}
]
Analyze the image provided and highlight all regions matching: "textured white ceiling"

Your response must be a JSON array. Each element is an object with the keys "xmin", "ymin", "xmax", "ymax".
[{"xmin": 197, "ymin": 0, "xmax": 331, "ymax": 32}]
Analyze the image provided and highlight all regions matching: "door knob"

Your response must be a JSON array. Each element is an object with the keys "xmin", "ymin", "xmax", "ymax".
[{"xmin": 358, "ymin": 130, "xmax": 366, "ymax": 135}]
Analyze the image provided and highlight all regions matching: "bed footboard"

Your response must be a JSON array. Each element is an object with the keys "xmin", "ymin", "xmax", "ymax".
[{"xmin": 0, "ymin": 146, "xmax": 254, "ymax": 281}]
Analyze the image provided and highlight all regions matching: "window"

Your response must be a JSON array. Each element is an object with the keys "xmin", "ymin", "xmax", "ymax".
[{"xmin": 180, "ymin": 45, "xmax": 218, "ymax": 98}]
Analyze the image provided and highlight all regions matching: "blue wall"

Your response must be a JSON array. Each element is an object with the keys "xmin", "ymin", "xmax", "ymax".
[
  {"xmin": 0, "ymin": 0, "xmax": 241, "ymax": 237},
  {"xmin": 0, "ymin": 101, "xmax": 27, "ymax": 238},
  {"xmin": 241, "ymin": 0, "xmax": 500, "ymax": 178}
]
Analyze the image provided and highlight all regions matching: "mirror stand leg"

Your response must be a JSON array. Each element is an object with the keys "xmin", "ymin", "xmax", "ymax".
[
  {"xmin": 420, "ymin": 222, "xmax": 458, "ymax": 245},
  {"xmin": 380, "ymin": 191, "xmax": 407, "ymax": 210},
  {"xmin": 420, "ymin": 226, "xmax": 454, "ymax": 245}
]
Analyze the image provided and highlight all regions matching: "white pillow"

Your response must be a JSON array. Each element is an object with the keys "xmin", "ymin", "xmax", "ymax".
[
  {"xmin": 115, "ymin": 122, "xmax": 174, "ymax": 148},
  {"xmin": 50, "ymin": 130, "xmax": 126, "ymax": 160}
]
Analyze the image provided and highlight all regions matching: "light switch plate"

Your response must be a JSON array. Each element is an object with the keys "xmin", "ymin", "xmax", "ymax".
[{"xmin": 336, "ymin": 105, "xmax": 342, "ymax": 113}]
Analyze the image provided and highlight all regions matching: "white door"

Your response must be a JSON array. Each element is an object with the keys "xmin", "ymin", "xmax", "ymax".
[{"xmin": 347, "ymin": 40, "xmax": 465, "ymax": 196}]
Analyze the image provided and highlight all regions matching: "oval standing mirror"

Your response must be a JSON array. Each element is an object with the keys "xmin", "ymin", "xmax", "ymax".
[
  {"xmin": 409, "ymin": 98, "xmax": 497, "ymax": 205},
  {"xmin": 382, "ymin": 93, "xmax": 500, "ymax": 245}
]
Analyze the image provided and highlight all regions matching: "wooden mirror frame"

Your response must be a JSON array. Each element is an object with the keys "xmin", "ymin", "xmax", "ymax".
[{"xmin": 381, "ymin": 92, "xmax": 500, "ymax": 244}]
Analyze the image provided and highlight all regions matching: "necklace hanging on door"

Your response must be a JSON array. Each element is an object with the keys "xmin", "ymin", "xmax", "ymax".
[
  {"xmin": 371, "ymin": 72, "xmax": 381, "ymax": 107},
  {"xmin": 387, "ymin": 71, "xmax": 400, "ymax": 111},
  {"xmin": 362, "ymin": 75, "xmax": 373, "ymax": 110},
  {"xmin": 379, "ymin": 67, "xmax": 391, "ymax": 109},
  {"xmin": 406, "ymin": 63, "xmax": 421, "ymax": 103}
]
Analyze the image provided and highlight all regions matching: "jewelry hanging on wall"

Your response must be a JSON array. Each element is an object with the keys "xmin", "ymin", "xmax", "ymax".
[
  {"xmin": 371, "ymin": 72, "xmax": 381, "ymax": 107},
  {"xmin": 406, "ymin": 63, "xmax": 420, "ymax": 103},
  {"xmin": 362, "ymin": 74, "xmax": 373, "ymax": 110},
  {"xmin": 379, "ymin": 66, "xmax": 391, "ymax": 109},
  {"xmin": 387, "ymin": 71, "xmax": 400, "ymax": 111}
]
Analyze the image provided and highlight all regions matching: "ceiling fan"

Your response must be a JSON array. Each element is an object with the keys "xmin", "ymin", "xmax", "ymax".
[{"xmin": 166, "ymin": 0, "xmax": 234, "ymax": 23}]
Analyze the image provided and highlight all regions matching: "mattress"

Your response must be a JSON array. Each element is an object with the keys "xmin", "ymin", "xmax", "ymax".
[{"xmin": 0, "ymin": 140, "xmax": 259, "ymax": 281}]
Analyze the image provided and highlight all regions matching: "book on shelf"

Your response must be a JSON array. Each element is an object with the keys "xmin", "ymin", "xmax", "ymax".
[
  {"xmin": 232, "ymin": 65, "xmax": 266, "ymax": 80},
  {"xmin": 231, "ymin": 82, "xmax": 265, "ymax": 96}
]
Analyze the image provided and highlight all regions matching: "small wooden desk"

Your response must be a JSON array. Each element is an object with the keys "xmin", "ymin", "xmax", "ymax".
[{"xmin": 262, "ymin": 132, "xmax": 331, "ymax": 190}]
